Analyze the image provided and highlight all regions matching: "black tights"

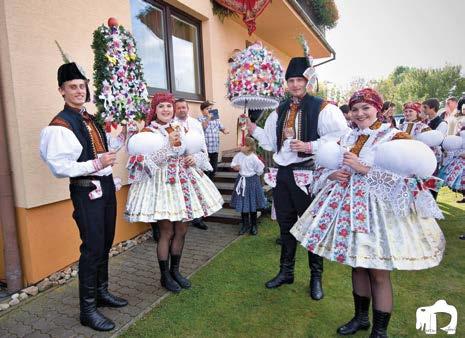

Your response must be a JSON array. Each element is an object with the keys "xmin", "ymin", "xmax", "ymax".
[
  {"xmin": 156, "ymin": 220, "xmax": 189, "ymax": 261},
  {"xmin": 352, "ymin": 267, "xmax": 393, "ymax": 312}
]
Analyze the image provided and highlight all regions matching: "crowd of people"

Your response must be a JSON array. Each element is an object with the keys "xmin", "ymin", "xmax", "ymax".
[{"xmin": 39, "ymin": 54, "xmax": 460, "ymax": 337}]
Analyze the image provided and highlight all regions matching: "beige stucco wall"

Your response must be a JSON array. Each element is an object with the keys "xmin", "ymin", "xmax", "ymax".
[{"xmin": 1, "ymin": 0, "xmax": 293, "ymax": 209}]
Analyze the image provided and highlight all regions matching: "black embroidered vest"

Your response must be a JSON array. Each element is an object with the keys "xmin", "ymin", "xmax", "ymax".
[
  {"xmin": 428, "ymin": 115, "xmax": 444, "ymax": 130},
  {"xmin": 276, "ymin": 94, "xmax": 323, "ymax": 157},
  {"xmin": 53, "ymin": 107, "xmax": 108, "ymax": 162}
]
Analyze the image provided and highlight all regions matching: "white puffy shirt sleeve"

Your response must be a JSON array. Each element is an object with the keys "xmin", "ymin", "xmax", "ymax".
[
  {"xmin": 253, "ymin": 154, "xmax": 265, "ymax": 176},
  {"xmin": 40, "ymin": 126, "xmax": 97, "ymax": 178},
  {"xmin": 251, "ymin": 111, "xmax": 278, "ymax": 152},
  {"xmin": 312, "ymin": 104, "xmax": 351, "ymax": 153}
]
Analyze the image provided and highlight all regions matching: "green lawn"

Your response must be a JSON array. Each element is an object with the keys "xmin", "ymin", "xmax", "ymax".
[{"xmin": 123, "ymin": 188, "xmax": 465, "ymax": 337}]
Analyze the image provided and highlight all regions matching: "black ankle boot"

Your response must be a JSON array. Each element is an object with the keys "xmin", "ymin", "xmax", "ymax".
[
  {"xmin": 96, "ymin": 260, "xmax": 128, "ymax": 308},
  {"xmin": 239, "ymin": 213, "xmax": 251, "ymax": 235},
  {"xmin": 337, "ymin": 292, "xmax": 371, "ymax": 335},
  {"xmin": 309, "ymin": 252, "xmax": 324, "ymax": 300},
  {"xmin": 159, "ymin": 260, "xmax": 181, "ymax": 292},
  {"xmin": 79, "ymin": 275, "xmax": 115, "ymax": 331},
  {"xmin": 250, "ymin": 212, "xmax": 258, "ymax": 235},
  {"xmin": 170, "ymin": 255, "xmax": 191, "ymax": 289},
  {"xmin": 369, "ymin": 309, "xmax": 391, "ymax": 338},
  {"xmin": 265, "ymin": 240, "xmax": 295, "ymax": 288}
]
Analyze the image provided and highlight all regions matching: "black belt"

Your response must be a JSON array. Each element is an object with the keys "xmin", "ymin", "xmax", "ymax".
[
  {"xmin": 70, "ymin": 175, "xmax": 112, "ymax": 187},
  {"xmin": 277, "ymin": 160, "xmax": 314, "ymax": 170}
]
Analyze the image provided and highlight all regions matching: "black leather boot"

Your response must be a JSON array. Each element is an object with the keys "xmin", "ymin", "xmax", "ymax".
[
  {"xmin": 337, "ymin": 292, "xmax": 371, "ymax": 335},
  {"xmin": 170, "ymin": 255, "xmax": 191, "ymax": 289},
  {"xmin": 159, "ymin": 260, "xmax": 181, "ymax": 292},
  {"xmin": 309, "ymin": 252, "xmax": 324, "ymax": 300},
  {"xmin": 96, "ymin": 260, "xmax": 128, "ymax": 308},
  {"xmin": 369, "ymin": 309, "xmax": 391, "ymax": 338},
  {"xmin": 79, "ymin": 274, "xmax": 115, "ymax": 331},
  {"xmin": 250, "ymin": 212, "xmax": 258, "ymax": 235},
  {"xmin": 239, "ymin": 213, "xmax": 251, "ymax": 235},
  {"xmin": 265, "ymin": 235, "xmax": 295, "ymax": 288}
]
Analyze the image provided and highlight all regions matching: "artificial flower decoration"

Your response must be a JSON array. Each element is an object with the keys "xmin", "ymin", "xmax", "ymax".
[
  {"xmin": 92, "ymin": 18, "xmax": 150, "ymax": 131},
  {"xmin": 226, "ymin": 41, "xmax": 285, "ymax": 110}
]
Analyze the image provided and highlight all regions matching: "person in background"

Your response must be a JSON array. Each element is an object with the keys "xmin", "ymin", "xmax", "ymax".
[
  {"xmin": 442, "ymin": 97, "xmax": 459, "ymax": 135},
  {"xmin": 230, "ymin": 137, "xmax": 267, "ymax": 235},
  {"xmin": 379, "ymin": 101, "xmax": 397, "ymax": 127},
  {"xmin": 398, "ymin": 102, "xmax": 431, "ymax": 137},
  {"xmin": 339, "ymin": 104, "xmax": 353, "ymax": 127},
  {"xmin": 198, "ymin": 100, "xmax": 230, "ymax": 180},
  {"xmin": 422, "ymin": 98, "xmax": 448, "ymax": 136},
  {"xmin": 175, "ymin": 98, "xmax": 210, "ymax": 230}
]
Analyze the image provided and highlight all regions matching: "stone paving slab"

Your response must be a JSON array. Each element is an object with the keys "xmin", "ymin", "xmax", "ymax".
[{"xmin": 0, "ymin": 222, "xmax": 240, "ymax": 337}]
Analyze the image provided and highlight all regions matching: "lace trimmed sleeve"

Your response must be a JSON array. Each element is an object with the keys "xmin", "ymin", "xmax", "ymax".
[
  {"xmin": 192, "ymin": 151, "xmax": 213, "ymax": 172},
  {"xmin": 366, "ymin": 166, "xmax": 443, "ymax": 219}
]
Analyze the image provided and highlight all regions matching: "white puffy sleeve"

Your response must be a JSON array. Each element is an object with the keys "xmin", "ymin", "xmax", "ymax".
[
  {"xmin": 251, "ymin": 111, "xmax": 278, "ymax": 152},
  {"xmin": 312, "ymin": 104, "xmax": 351, "ymax": 153},
  {"xmin": 253, "ymin": 155, "xmax": 265, "ymax": 175},
  {"xmin": 40, "ymin": 126, "xmax": 99, "ymax": 178},
  {"xmin": 230, "ymin": 153, "xmax": 242, "ymax": 167}
]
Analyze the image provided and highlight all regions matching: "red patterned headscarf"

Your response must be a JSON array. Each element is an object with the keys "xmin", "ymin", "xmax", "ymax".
[
  {"xmin": 403, "ymin": 101, "xmax": 422, "ymax": 114},
  {"xmin": 145, "ymin": 91, "xmax": 176, "ymax": 125},
  {"xmin": 348, "ymin": 88, "xmax": 384, "ymax": 112}
]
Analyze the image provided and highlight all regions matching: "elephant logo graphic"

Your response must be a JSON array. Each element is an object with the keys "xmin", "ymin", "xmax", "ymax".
[{"xmin": 416, "ymin": 300, "xmax": 457, "ymax": 335}]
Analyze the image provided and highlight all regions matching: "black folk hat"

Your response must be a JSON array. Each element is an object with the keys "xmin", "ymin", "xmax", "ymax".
[
  {"xmin": 57, "ymin": 62, "xmax": 90, "ymax": 102},
  {"xmin": 285, "ymin": 57, "xmax": 309, "ymax": 81}
]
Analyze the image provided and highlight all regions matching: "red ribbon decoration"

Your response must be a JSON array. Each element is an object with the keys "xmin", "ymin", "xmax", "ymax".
[{"xmin": 214, "ymin": 0, "xmax": 271, "ymax": 35}]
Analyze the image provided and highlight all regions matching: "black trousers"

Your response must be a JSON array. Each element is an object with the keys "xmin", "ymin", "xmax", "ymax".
[
  {"xmin": 273, "ymin": 165, "xmax": 314, "ymax": 265},
  {"xmin": 69, "ymin": 175, "xmax": 117, "ymax": 287},
  {"xmin": 207, "ymin": 152, "xmax": 219, "ymax": 179}
]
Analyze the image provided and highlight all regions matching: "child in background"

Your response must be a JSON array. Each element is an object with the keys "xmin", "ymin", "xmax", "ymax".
[{"xmin": 231, "ymin": 137, "xmax": 267, "ymax": 235}]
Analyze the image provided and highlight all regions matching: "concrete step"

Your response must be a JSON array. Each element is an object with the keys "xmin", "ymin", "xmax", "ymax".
[
  {"xmin": 214, "ymin": 171, "xmax": 237, "ymax": 180},
  {"xmin": 216, "ymin": 162, "xmax": 234, "ymax": 172},
  {"xmin": 214, "ymin": 181, "xmax": 235, "ymax": 194},
  {"xmin": 205, "ymin": 208, "xmax": 261, "ymax": 225}
]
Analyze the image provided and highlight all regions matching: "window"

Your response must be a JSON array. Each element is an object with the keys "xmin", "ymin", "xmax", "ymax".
[{"xmin": 130, "ymin": 0, "xmax": 205, "ymax": 100}]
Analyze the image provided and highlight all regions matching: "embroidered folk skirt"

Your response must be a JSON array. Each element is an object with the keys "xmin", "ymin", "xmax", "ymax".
[
  {"xmin": 230, "ymin": 174, "xmax": 267, "ymax": 213},
  {"xmin": 438, "ymin": 157, "xmax": 465, "ymax": 191},
  {"xmin": 125, "ymin": 165, "xmax": 223, "ymax": 223},
  {"xmin": 290, "ymin": 184, "xmax": 445, "ymax": 271}
]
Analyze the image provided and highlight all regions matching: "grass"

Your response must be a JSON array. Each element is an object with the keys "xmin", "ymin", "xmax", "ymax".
[{"xmin": 123, "ymin": 188, "xmax": 465, "ymax": 337}]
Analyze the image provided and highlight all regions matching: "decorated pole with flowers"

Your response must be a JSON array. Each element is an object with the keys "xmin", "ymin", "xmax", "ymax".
[
  {"xmin": 92, "ymin": 17, "xmax": 149, "ymax": 131},
  {"xmin": 226, "ymin": 42, "xmax": 285, "ymax": 145}
]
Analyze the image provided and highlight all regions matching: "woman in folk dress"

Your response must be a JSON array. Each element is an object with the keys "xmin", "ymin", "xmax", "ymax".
[
  {"xmin": 291, "ymin": 88, "xmax": 445, "ymax": 338},
  {"xmin": 125, "ymin": 92, "xmax": 223, "ymax": 292}
]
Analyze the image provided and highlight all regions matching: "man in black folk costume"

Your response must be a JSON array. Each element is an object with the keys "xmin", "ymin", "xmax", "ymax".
[
  {"xmin": 247, "ymin": 52, "xmax": 349, "ymax": 299},
  {"xmin": 40, "ymin": 62, "xmax": 128, "ymax": 331}
]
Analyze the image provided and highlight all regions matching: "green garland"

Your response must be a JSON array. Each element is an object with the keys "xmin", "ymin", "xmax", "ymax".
[
  {"xmin": 305, "ymin": 0, "xmax": 339, "ymax": 30},
  {"xmin": 211, "ymin": 1, "xmax": 238, "ymax": 22},
  {"xmin": 91, "ymin": 26, "xmax": 110, "ymax": 126}
]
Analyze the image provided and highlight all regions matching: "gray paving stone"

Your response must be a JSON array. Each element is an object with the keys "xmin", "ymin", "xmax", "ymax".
[{"xmin": 0, "ymin": 223, "xmax": 239, "ymax": 336}]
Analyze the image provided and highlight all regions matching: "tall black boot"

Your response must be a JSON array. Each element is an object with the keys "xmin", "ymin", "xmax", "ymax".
[
  {"xmin": 309, "ymin": 252, "xmax": 324, "ymax": 300},
  {"xmin": 239, "ymin": 213, "xmax": 251, "ymax": 235},
  {"xmin": 170, "ymin": 255, "xmax": 191, "ymax": 289},
  {"xmin": 265, "ymin": 234, "xmax": 295, "ymax": 288},
  {"xmin": 96, "ymin": 260, "xmax": 128, "ymax": 308},
  {"xmin": 250, "ymin": 212, "xmax": 258, "ymax": 235},
  {"xmin": 369, "ymin": 309, "xmax": 391, "ymax": 338},
  {"xmin": 159, "ymin": 260, "xmax": 181, "ymax": 292},
  {"xmin": 79, "ymin": 273, "xmax": 115, "ymax": 331},
  {"xmin": 337, "ymin": 292, "xmax": 371, "ymax": 335}
]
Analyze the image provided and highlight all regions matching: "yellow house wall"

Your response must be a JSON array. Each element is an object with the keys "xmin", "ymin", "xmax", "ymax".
[{"xmin": 0, "ymin": 0, "xmax": 318, "ymax": 283}]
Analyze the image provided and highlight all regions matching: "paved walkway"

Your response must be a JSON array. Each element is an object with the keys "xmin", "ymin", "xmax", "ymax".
[{"xmin": 0, "ymin": 222, "xmax": 239, "ymax": 337}]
